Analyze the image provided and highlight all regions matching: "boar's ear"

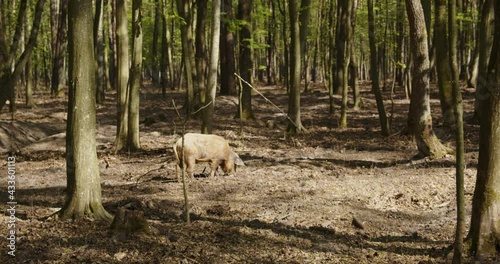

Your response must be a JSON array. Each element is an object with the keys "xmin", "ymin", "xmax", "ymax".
[
  {"xmin": 230, "ymin": 152, "xmax": 245, "ymax": 166},
  {"xmin": 235, "ymin": 157, "xmax": 245, "ymax": 166}
]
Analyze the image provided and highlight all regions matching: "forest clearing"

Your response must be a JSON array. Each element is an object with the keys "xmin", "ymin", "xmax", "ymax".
[{"xmin": 0, "ymin": 83, "xmax": 487, "ymax": 263}]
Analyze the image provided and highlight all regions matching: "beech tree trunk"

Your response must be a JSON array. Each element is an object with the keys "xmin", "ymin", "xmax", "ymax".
[
  {"xmin": 220, "ymin": 0, "xmax": 237, "ymax": 95},
  {"xmin": 368, "ymin": 0, "xmax": 389, "ymax": 136},
  {"xmin": 201, "ymin": 0, "xmax": 221, "ymax": 134},
  {"xmin": 467, "ymin": 1, "xmax": 500, "ymax": 259},
  {"xmin": 114, "ymin": 0, "xmax": 129, "ymax": 151},
  {"xmin": 0, "ymin": 0, "xmax": 45, "ymax": 113},
  {"xmin": 339, "ymin": 0, "xmax": 353, "ymax": 128},
  {"xmin": 405, "ymin": 0, "xmax": 451, "ymax": 159},
  {"xmin": 195, "ymin": 0, "xmax": 207, "ymax": 109},
  {"xmin": 448, "ymin": 0, "xmax": 465, "ymax": 262},
  {"xmin": 61, "ymin": 0, "xmax": 111, "ymax": 222},
  {"xmin": 127, "ymin": 0, "xmax": 142, "ymax": 151},
  {"xmin": 176, "ymin": 0, "xmax": 196, "ymax": 114},
  {"xmin": 473, "ymin": 0, "xmax": 495, "ymax": 122},
  {"xmin": 287, "ymin": 0, "xmax": 305, "ymax": 133},
  {"xmin": 94, "ymin": 0, "xmax": 106, "ymax": 104},
  {"xmin": 236, "ymin": 0, "xmax": 254, "ymax": 120},
  {"xmin": 434, "ymin": 0, "xmax": 455, "ymax": 125}
]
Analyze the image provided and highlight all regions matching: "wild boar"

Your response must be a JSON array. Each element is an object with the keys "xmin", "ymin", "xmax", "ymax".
[{"xmin": 173, "ymin": 133, "xmax": 244, "ymax": 180}]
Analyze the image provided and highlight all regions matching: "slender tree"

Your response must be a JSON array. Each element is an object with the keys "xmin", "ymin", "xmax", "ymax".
[
  {"xmin": 152, "ymin": 0, "xmax": 160, "ymax": 85},
  {"xmin": 220, "ymin": 0, "xmax": 237, "ymax": 95},
  {"xmin": 236, "ymin": 0, "xmax": 254, "ymax": 120},
  {"xmin": 195, "ymin": 0, "xmax": 208, "ymax": 108},
  {"xmin": 448, "ymin": 0, "xmax": 465, "ymax": 262},
  {"xmin": 473, "ymin": 0, "xmax": 495, "ymax": 121},
  {"xmin": 60, "ymin": 0, "xmax": 111, "ymax": 221},
  {"xmin": 405, "ymin": 0, "xmax": 450, "ymax": 158},
  {"xmin": 51, "ymin": 0, "xmax": 68, "ymax": 98},
  {"xmin": 127, "ymin": 0, "xmax": 142, "ymax": 150},
  {"xmin": 287, "ymin": 0, "xmax": 305, "ymax": 133},
  {"xmin": 367, "ymin": 0, "xmax": 389, "ymax": 136},
  {"xmin": 202, "ymin": 0, "xmax": 221, "ymax": 134},
  {"xmin": 114, "ymin": 0, "xmax": 129, "ymax": 151},
  {"xmin": 339, "ymin": 0, "xmax": 353, "ymax": 128},
  {"xmin": 467, "ymin": 1, "xmax": 500, "ymax": 259},
  {"xmin": 161, "ymin": 0, "xmax": 175, "ymax": 95},
  {"xmin": 434, "ymin": 0, "xmax": 455, "ymax": 126},
  {"xmin": 94, "ymin": 0, "xmax": 106, "ymax": 103},
  {"xmin": 0, "ymin": 0, "xmax": 45, "ymax": 113},
  {"xmin": 176, "ymin": 0, "xmax": 196, "ymax": 114}
]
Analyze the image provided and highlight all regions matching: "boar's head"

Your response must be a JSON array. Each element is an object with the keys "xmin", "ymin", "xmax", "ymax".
[{"xmin": 220, "ymin": 151, "xmax": 245, "ymax": 174}]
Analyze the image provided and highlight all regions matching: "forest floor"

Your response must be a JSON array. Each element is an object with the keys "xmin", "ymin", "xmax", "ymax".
[{"xmin": 0, "ymin": 81, "xmax": 493, "ymax": 263}]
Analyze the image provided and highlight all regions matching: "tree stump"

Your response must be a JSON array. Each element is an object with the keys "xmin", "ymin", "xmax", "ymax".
[{"xmin": 110, "ymin": 208, "xmax": 150, "ymax": 236}]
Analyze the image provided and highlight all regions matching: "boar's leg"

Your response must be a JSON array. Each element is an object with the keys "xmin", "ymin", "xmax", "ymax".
[
  {"xmin": 208, "ymin": 159, "xmax": 221, "ymax": 177},
  {"xmin": 185, "ymin": 157, "xmax": 196, "ymax": 179}
]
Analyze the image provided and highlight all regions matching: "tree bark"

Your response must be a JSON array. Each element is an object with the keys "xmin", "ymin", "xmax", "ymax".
[
  {"xmin": 236, "ymin": 0, "xmax": 254, "ymax": 120},
  {"xmin": 0, "ymin": 0, "xmax": 45, "ymax": 113},
  {"xmin": 114, "ymin": 0, "xmax": 129, "ymax": 151},
  {"xmin": 220, "ymin": 0, "xmax": 237, "ymax": 95},
  {"xmin": 339, "ymin": 0, "xmax": 353, "ymax": 128},
  {"xmin": 94, "ymin": 0, "xmax": 106, "ymax": 104},
  {"xmin": 152, "ymin": 0, "xmax": 160, "ymax": 85},
  {"xmin": 368, "ymin": 0, "xmax": 389, "ymax": 136},
  {"xmin": 127, "ymin": 0, "xmax": 142, "ymax": 151},
  {"xmin": 287, "ymin": 0, "xmax": 305, "ymax": 133},
  {"xmin": 448, "ymin": 0, "xmax": 465, "ymax": 262},
  {"xmin": 195, "ymin": 0, "xmax": 207, "ymax": 109},
  {"xmin": 473, "ymin": 0, "xmax": 495, "ymax": 122},
  {"xmin": 61, "ymin": 0, "xmax": 111, "ymax": 222},
  {"xmin": 434, "ymin": 0, "xmax": 455, "ymax": 126},
  {"xmin": 176, "ymin": 0, "xmax": 196, "ymax": 114},
  {"xmin": 467, "ymin": 1, "xmax": 500, "ymax": 259},
  {"xmin": 202, "ymin": 0, "xmax": 221, "ymax": 134},
  {"xmin": 405, "ymin": 0, "xmax": 451, "ymax": 159}
]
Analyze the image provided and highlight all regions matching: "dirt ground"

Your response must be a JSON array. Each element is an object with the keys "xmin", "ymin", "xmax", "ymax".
[{"xmin": 0, "ymin": 81, "xmax": 492, "ymax": 263}]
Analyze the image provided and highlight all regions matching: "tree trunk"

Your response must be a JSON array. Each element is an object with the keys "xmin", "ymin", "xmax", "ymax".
[
  {"xmin": 202, "ymin": 0, "xmax": 221, "ymax": 134},
  {"xmin": 51, "ymin": 0, "xmax": 67, "ymax": 98},
  {"xmin": 24, "ymin": 9, "xmax": 33, "ymax": 108},
  {"xmin": 265, "ymin": 0, "xmax": 277, "ymax": 86},
  {"xmin": 61, "ymin": 0, "xmax": 111, "ymax": 222},
  {"xmin": 161, "ymin": 0, "xmax": 175, "ymax": 95},
  {"xmin": 339, "ymin": 0, "xmax": 353, "ymax": 128},
  {"xmin": 405, "ymin": 0, "xmax": 451, "ymax": 159},
  {"xmin": 328, "ymin": 0, "xmax": 335, "ymax": 113},
  {"xmin": 395, "ymin": 0, "xmax": 405, "ymax": 86},
  {"xmin": 434, "ymin": 0, "xmax": 455, "ymax": 126},
  {"xmin": 94, "ymin": 0, "xmax": 106, "ymax": 104},
  {"xmin": 368, "ymin": 0, "xmax": 389, "ymax": 136},
  {"xmin": 107, "ymin": 0, "xmax": 117, "ymax": 90},
  {"xmin": 220, "ymin": 0, "xmax": 237, "ymax": 95},
  {"xmin": 448, "ymin": 0, "xmax": 465, "ymax": 262},
  {"xmin": 114, "ymin": 0, "xmax": 129, "ymax": 151},
  {"xmin": 277, "ymin": 0, "xmax": 289, "ymax": 91},
  {"xmin": 176, "ymin": 0, "xmax": 196, "ymax": 114},
  {"xmin": 467, "ymin": 1, "xmax": 500, "ymax": 259},
  {"xmin": 0, "ymin": 0, "xmax": 45, "ymax": 113},
  {"xmin": 287, "ymin": 0, "xmax": 305, "ymax": 133},
  {"xmin": 299, "ymin": 0, "xmax": 310, "ymax": 92},
  {"xmin": 349, "ymin": 0, "xmax": 360, "ymax": 110},
  {"xmin": 127, "ymin": 0, "xmax": 142, "ymax": 151},
  {"xmin": 152, "ymin": 0, "xmax": 160, "ymax": 85},
  {"xmin": 473, "ymin": 0, "xmax": 495, "ymax": 122},
  {"xmin": 195, "ymin": 0, "xmax": 207, "ymax": 109},
  {"xmin": 236, "ymin": 0, "xmax": 254, "ymax": 120}
]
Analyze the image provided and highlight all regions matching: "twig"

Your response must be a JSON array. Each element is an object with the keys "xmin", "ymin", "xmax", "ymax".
[{"xmin": 234, "ymin": 73, "xmax": 299, "ymax": 129}]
